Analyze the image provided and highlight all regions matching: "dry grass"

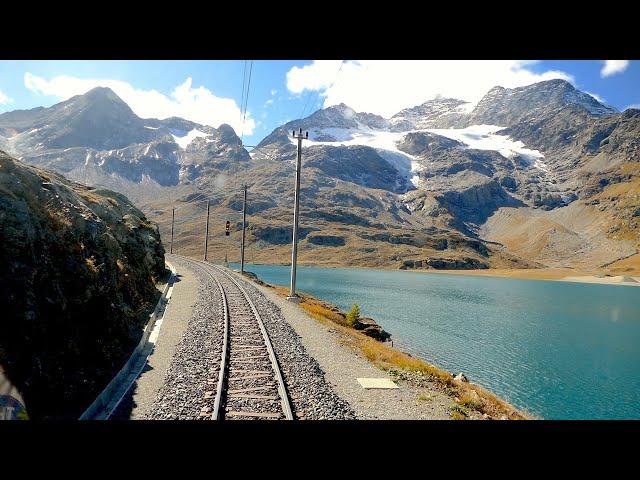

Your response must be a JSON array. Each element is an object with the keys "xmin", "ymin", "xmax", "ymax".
[
  {"xmin": 417, "ymin": 391, "xmax": 433, "ymax": 402},
  {"xmin": 458, "ymin": 391, "xmax": 483, "ymax": 410},
  {"xmin": 593, "ymin": 162, "xmax": 640, "ymax": 245},
  {"xmin": 265, "ymin": 282, "xmax": 529, "ymax": 420},
  {"xmin": 608, "ymin": 253, "xmax": 640, "ymax": 275},
  {"xmin": 85, "ymin": 257, "xmax": 99, "ymax": 274},
  {"xmin": 449, "ymin": 405, "xmax": 469, "ymax": 420}
]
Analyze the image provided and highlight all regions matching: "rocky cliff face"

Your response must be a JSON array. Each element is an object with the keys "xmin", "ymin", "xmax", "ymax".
[
  {"xmin": 0, "ymin": 151, "xmax": 165, "ymax": 419},
  {"xmin": 390, "ymin": 97, "xmax": 471, "ymax": 130},
  {"xmin": 466, "ymin": 79, "xmax": 617, "ymax": 127}
]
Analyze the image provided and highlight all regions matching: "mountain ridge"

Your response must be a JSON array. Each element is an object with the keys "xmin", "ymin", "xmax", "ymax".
[{"xmin": 1, "ymin": 81, "xmax": 637, "ymax": 273}]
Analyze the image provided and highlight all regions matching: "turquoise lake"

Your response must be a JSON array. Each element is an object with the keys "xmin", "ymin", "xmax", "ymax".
[{"xmin": 230, "ymin": 262, "xmax": 640, "ymax": 419}]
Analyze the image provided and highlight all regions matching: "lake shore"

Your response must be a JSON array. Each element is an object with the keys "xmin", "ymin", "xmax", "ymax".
[
  {"xmin": 413, "ymin": 268, "xmax": 640, "ymax": 286},
  {"xmin": 241, "ymin": 270, "xmax": 530, "ymax": 420},
  {"xmin": 235, "ymin": 260, "xmax": 640, "ymax": 419},
  {"xmin": 237, "ymin": 261, "xmax": 640, "ymax": 287}
]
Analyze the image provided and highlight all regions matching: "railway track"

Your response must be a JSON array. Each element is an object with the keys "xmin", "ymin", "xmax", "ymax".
[{"xmin": 178, "ymin": 256, "xmax": 293, "ymax": 420}]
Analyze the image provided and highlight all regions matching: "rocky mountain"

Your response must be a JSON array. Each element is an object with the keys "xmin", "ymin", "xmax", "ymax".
[
  {"xmin": 0, "ymin": 87, "xmax": 248, "ymax": 192},
  {"xmin": 1, "ymin": 80, "xmax": 638, "ymax": 274},
  {"xmin": 389, "ymin": 96, "xmax": 472, "ymax": 131},
  {"xmin": 467, "ymin": 79, "xmax": 616, "ymax": 126},
  {"xmin": 244, "ymin": 79, "xmax": 637, "ymax": 270},
  {"xmin": 0, "ymin": 151, "xmax": 165, "ymax": 419}
]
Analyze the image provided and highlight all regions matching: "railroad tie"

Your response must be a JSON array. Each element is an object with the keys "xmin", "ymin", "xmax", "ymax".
[
  {"xmin": 231, "ymin": 369, "xmax": 272, "ymax": 375},
  {"xmin": 200, "ymin": 262, "xmax": 294, "ymax": 421},
  {"xmin": 232, "ymin": 355, "xmax": 269, "ymax": 362},
  {"xmin": 227, "ymin": 386, "xmax": 273, "ymax": 394},
  {"xmin": 231, "ymin": 373, "xmax": 273, "ymax": 381},
  {"xmin": 232, "ymin": 394, "xmax": 278, "ymax": 400},
  {"xmin": 226, "ymin": 411, "xmax": 281, "ymax": 419}
]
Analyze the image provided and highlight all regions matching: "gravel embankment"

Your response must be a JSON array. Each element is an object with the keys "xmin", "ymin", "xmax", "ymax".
[
  {"xmin": 237, "ymin": 273, "xmax": 460, "ymax": 420},
  {"xmin": 145, "ymin": 259, "xmax": 224, "ymax": 419},
  {"xmin": 144, "ymin": 258, "xmax": 355, "ymax": 420},
  {"xmin": 228, "ymin": 270, "xmax": 356, "ymax": 420}
]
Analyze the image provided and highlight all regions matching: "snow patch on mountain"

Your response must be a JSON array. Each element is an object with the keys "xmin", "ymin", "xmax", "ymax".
[
  {"xmin": 424, "ymin": 124, "xmax": 548, "ymax": 172},
  {"xmin": 171, "ymin": 128, "xmax": 208, "ymax": 149},
  {"xmin": 295, "ymin": 122, "xmax": 549, "ymax": 184},
  {"xmin": 298, "ymin": 127, "xmax": 423, "ymax": 187}
]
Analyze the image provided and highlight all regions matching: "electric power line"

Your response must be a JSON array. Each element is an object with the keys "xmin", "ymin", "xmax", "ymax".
[
  {"xmin": 240, "ymin": 60, "xmax": 247, "ymax": 120},
  {"xmin": 299, "ymin": 60, "xmax": 346, "ymax": 119},
  {"xmin": 239, "ymin": 60, "xmax": 253, "ymax": 143}
]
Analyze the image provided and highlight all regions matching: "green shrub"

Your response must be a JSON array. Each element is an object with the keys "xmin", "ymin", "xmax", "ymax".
[{"xmin": 346, "ymin": 303, "xmax": 360, "ymax": 326}]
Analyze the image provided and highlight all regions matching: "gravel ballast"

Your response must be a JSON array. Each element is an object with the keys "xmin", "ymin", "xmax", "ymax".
[
  {"xmin": 224, "ymin": 270, "xmax": 356, "ymax": 420},
  {"xmin": 143, "ymin": 257, "xmax": 356, "ymax": 420},
  {"xmin": 125, "ymin": 256, "xmax": 457, "ymax": 420},
  {"xmin": 145, "ymin": 258, "xmax": 225, "ymax": 419},
  {"xmin": 233, "ymin": 271, "xmax": 459, "ymax": 420}
]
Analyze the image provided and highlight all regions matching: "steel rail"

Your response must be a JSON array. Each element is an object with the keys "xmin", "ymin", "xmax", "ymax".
[
  {"xmin": 174, "ymin": 256, "xmax": 229, "ymax": 419},
  {"xmin": 210, "ymin": 263, "xmax": 293, "ymax": 420},
  {"xmin": 211, "ymin": 273, "xmax": 230, "ymax": 420},
  {"xmin": 177, "ymin": 256, "xmax": 293, "ymax": 420}
]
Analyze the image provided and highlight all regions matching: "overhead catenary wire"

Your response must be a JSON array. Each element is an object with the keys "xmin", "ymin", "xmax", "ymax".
[
  {"xmin": 173, "ymin": 193, "xmax": 210, "ymax": 212},
  {"xmin": 234, "ymin": 62, "xmax": 246, "ymax": 193},
  {"xmin": 234, "ymin": 60, "xmax": 254, "ymax": 192},
  {"xmin": 239, "ymin": 60, "xmax": 253, "ymax": 143},
  {"xmin": 243, "ymin": 144, "xmax": 282, "ymax": 162},
  {"xmin": 299, "ymin": 60, "xmax": 346, "ymax": 119},
  {"xmin": 170, "ymin": 59, "xmax": 294, "ymax": 260},
  {"xmin": 240, "ymin": 60, "xmax": 247, "ymax": 123}
]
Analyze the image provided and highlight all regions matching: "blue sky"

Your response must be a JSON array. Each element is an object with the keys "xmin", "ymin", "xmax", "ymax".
[{"xmin": 0, "ymin": 60, "xmax": 638, "ymax": 147}]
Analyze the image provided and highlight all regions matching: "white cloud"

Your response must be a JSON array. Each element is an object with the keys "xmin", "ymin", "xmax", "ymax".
[
  {"xmin": 286, "ymin": 60, "xmax": 574, "ymax": 118},
  {"xmin": 626, "ymin": 104, "xmax": 640, "ymax": 110},
  {"xmin": 270, "ymin": 89, "xmax": 277, "ymax": 96},
  {"xmin": 601, "ymin": 60, "xmax": 629, "ymax": 78},
  {"xmin": 0, "ymin": 89, "xmax": 11, "ymax": 105},
  {"xmin": 23, "ymin": 73, "xmax": 254, "ymax": 134}
]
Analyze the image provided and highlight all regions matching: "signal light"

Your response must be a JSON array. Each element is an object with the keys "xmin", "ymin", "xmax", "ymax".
[{"xmin": 225, "ymin": 220, "xmax": 230, "ymax": 236}]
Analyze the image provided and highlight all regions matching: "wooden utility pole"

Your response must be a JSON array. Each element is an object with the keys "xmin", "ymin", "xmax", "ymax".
[
  {"xmin": 204, "ymin": 200, "xmax": 210, "ymax": 261},
  {"xmin": 287, "ymin": 128, "xmax": 308, "ymax": 301},
  {"xmin": 240, "ymin": 185, "xmax": 247, "ymax": 274}
]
